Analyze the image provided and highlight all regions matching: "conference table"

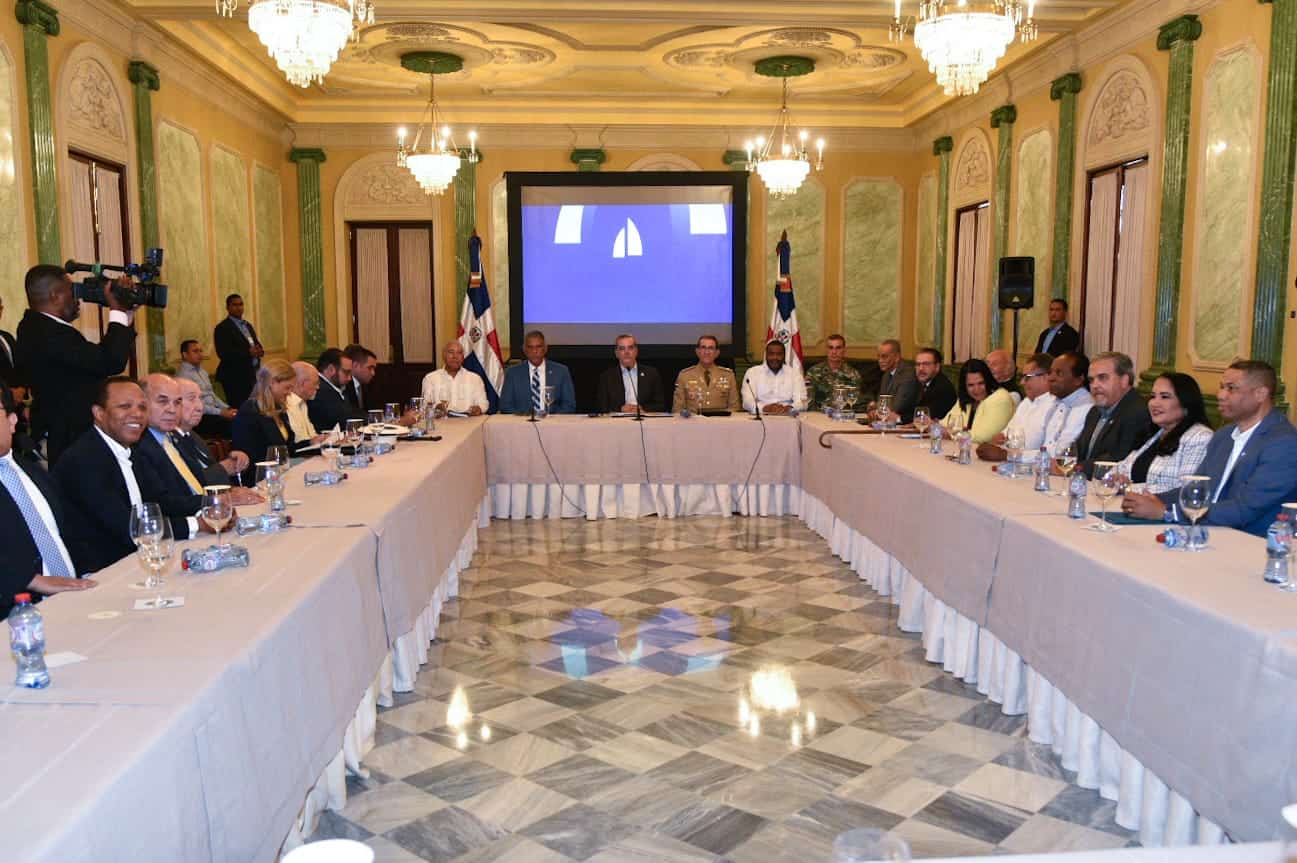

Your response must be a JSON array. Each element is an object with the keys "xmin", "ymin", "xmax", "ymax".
[{"xmin": 2, "ymin": 411, "xmax": 1294, "ymax": 861}]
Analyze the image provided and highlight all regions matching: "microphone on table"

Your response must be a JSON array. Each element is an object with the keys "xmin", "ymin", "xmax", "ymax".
[{"xmin": 747, "ymin": 378, "xmax": 763, "ymax": 422}]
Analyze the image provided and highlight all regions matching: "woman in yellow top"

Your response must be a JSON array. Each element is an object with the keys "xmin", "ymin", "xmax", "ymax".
[
  {"xmin": 232, "ymin": 359, "xmax": 325, "ymax": 484},
  {"xmin": 943, "ymin": 358, "xmax": 1016, "ymax": 444}
]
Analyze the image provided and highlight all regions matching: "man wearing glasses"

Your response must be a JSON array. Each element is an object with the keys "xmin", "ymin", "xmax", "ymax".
[
  {"xmin": 911, "ymin": 347, "xmax": 957, "ymax": 422},
  {"xmin": 672, "ymin": 335, "xmax": 741, "ymax": 413},
  {"xmin": 596, "ymin": 334, "xmax": 665, "ymax": 413},
  {"xmin": 977, "ymin": 353, "xmax": 1056, "ymax": 462}
]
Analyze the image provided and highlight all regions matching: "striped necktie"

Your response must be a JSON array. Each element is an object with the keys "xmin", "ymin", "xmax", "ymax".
[
  {"xmin": 531, "ymin": 366, "xmax": 542, "ymax": 413},
  {"xmin": 0, "ymin": 459, "xmax": 72, "ymax": 577},
  {"xmin": 161, "ymin": 434, "xmax": 204, "ymax": 493}
]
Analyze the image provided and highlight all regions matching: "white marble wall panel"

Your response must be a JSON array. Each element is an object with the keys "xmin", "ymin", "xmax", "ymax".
[
  {"xmin": 915, "ymin": 173, "xmax": 937, "ymax": 347},
  {"xmin": 843, "ymin": 179, "xmax": 902, "ymax": 347},
  {"xmin": 1013, "ymin": 129, "xmax": 1055, "ymax": 348},
  {"xmin": 0, "ymin": 44, "xmax": 25, "ymax": 321},
  {"xmin": 158, "ymin": 122, "xmax": 210, "ymax": 362},
  {"xmin": 254, "ymin": 165, "xmax": 287, "ymax": 352},
  {"xmin": 212, "ymin": 147, "xmax": 252, "ymax": 333}
]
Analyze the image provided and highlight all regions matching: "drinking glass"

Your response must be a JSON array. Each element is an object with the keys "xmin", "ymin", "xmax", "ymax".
[
  {"xmin": 320, "ymin": 438, "xmax": 340, "ymax": 470},
  {"xmin": 543, "ymin": 385, "xmax": 556, "ymax": 416},
  {"xmin": 344, "ymin": 418, "xmax": 364, "ymax": 446},
  {"xmin": 875, "ymin": 394, "xmax": 893, "ymax": 434},
  {"xmin": 1052, "ymin": 441, "xmax": 1078, "ymax": 497},
  {"xmin": 1004, "ymin": 428, "xmax": 1026, "ymax": 477},
  {"xmin": 1284, "ymin": 503, "xmax": 1297, "ymax": 592},
  {"xmin": 408, "ymin": 397, "xmax": 425, "ymax": 421},
  {"xmin": 136, "ymin": 517, "xmax": 173, "ymax": 608},
  {"xmin": 366, "ymin": 409, "xmax": 383, "ymax": 429},
  {"xmin": 1179, "ymin": 474, "xmax": 1212, "ymax": 550},
  {"xmin": 257, "ymin": 461, "xmax": 286, "ymax": 511},
  {"xmin": 912, "ymin": 407, "xmax": 931, "ymax": 447},
  {"xmin": 1089, "ymin": 461, "xmax": 1122, "ymax": 532},
  {"xmin": 266, "ymin": 444, "xmax": 291, "ymax": 478},
  {"xmin": 128, "ymin": 501, "xmax": 165, "ymax": 547},
  {"xmin": 382, "ymin": 402, "xmax": 397, "ymax": 423},
  {"xmin": 201, "ymin": 485, "xmax": 233, "ymax": 549}
]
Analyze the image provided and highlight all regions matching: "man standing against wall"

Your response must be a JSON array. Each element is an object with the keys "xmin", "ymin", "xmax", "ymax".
[{"xmin": 214, "ymin": 293, "xmax": 263, "ymax": 408}]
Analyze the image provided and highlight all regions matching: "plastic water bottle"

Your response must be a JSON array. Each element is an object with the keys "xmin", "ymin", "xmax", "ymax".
[
  {"xmin": 303, "ymin": 469, "xmax": 347, "ymax": 486},
  {"xmin": 234, "ymin": 513, "xmax": 293, "ymax": 536},
  {"xmin": 1158, "ymin": 526, "xmax": 1189, "ymax": 548},
  {"xmin": 956, "ymin": 432, "xmax": 972, "ymax": 464},
  {"xmin": 928, "ymin": 422, "xmax": 943, "ymax": 454},
  {"xmin": 1033, "ymin": 446, "xmax": 1051, "ymax": 492},
  {"xmin": 1067, "ymin": 471, "xmax": 1088, "ymax": 519},
  {"xmin": 8, "ymin": 594, "xmax": 50, "ymax": 689},
  {"xmin": 1264, "ymin": 514, "xmax": 1292, "ymax": 585},
  {"xmin": 181, "ymin": 545, "xmax": 252, "ymax": 573}
]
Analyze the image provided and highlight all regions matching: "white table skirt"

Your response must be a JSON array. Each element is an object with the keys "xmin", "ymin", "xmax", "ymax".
[
  {"xmin": 799, "ymin": 493, "xmax": 1229, "ymax": 849},
  {"xmin": 490, "ymin": 482, "xmax": 800, "ymax": 519}
]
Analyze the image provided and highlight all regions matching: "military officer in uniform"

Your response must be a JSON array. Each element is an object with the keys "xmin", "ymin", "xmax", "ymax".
[
  {"xmin": 805, "ymin": 333, "xmax": 862, "ymax": 412},
  {"xmin": 672, "ymin": 334, "xmax": 742, "ymax": 413}
]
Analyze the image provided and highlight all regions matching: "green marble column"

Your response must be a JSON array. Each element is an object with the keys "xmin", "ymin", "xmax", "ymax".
[
  {"xmin": 128, "ymin": 61, "xmax": 166, "ymax": 370},
  {"xmin": 933, "ymin": 136, "xmax": 954, "ymax": 352},
  {"xmin": 722, "ymin": 149, "xmax": 750, "ymax": 171},
  {"xmin": 453, "ymin": 150, "xmax": 479, "ymax": 309},
  {"xmin": 14, "ymin": 0, "xmax": 60, "ymax": 265},
  {"xmin": 1050, "ymin": 73, "xmax": 1083, "ymax": 304},
  {"xmin": 1252, "ymin": 0, "xmax": 1297, "ymax": 370},
  {"xmin": 990, "ymin": 104, "xmax": 1017, "ymax": 347},
  {"xmin": 570, "ymin": 148, "xmax": 606, "ymax": 172},
  {"xmin": 289, "ymin": 148, "xmax": 327, "ymax": 359},
  {"xmin": 1150, "ymin": 14, "xmax": 1203, "ymax": 370}
]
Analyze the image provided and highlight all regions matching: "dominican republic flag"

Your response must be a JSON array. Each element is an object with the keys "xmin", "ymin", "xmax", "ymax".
[
  {"xmin": 458, "ymin": 232, "xmax": 505, "ymax": 413},
  {"xmin": 766, "ymin": 230, "xmax": 804, "ymax": 374}
]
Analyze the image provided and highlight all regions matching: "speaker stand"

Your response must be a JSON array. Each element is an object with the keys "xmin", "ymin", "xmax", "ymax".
[{"xmin": 1011, "ymin": 308, "xmax": 1021, "ymax": 365}]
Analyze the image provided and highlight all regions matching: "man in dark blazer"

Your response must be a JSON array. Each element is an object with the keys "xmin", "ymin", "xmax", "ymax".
[
  {"xmin": 343, "ymin": 344, "xmax": 374, "ymax": 412},
  {"xmin": 913, "ymin": 347, "xmax": 958, "ymax": 421},
  {"xmin": 15, "ymin": 265, "xmax": 136, "ymax": 464},
  {"xmin": 308, "ymin": 348, "xmax": 362, "ymax": 434},
  {"xmin": 175, "ymin": 377, "xmax": 251, "ymax": 485},
  {"xmin": 874, "ymin": 338, "xmax": 920, "ymax": 423},
  {"xmin": 0, "ymin": 382, "xmax": 95, "ymax": 616},
  {"xmin": 596, "ymin": 334, "xmax": 665, "ymax": 413},
  {"xmin": 499, "ymin": 330, "xmax": 576, "ymax": 415},
  {"xmin": 1122, "ymin": 361, "xmax": 1297, "ymax": 536},
  {"xmin": 1034, "ymin": 298, "xmax": 1082, "ymax": 357},
  {"xmin": 1073, "ymin": 351, "xmax": 1152, "ymax": 477},
  {"xmin": 54, "ymin": 377, "xmax": 210, "ymax": 574},
  {"xmin": 213, "ymin": 293, "xmax": 263, "ymax": 408}
]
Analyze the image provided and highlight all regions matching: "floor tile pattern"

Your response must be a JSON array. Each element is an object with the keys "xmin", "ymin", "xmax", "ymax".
[{"xmin": 309, "ymin": 517, "xmax": 1136, "ymax": 861}]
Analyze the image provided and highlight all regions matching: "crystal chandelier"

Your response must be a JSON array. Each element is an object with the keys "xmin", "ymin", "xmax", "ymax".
[
  {"xmin": 216, "ymin": 0, "xmax": 374, "ymax": 88},
  {"xmin": 396, "ymin": 54, "xmax": 479, "ymax": 197},
  {"xmin": 890, "ymin": 0, "xmax": 1037, "ymax": 96},
  {"xmin": 744, "ymin": 59, "xmax": 824, "ymax": 200}
]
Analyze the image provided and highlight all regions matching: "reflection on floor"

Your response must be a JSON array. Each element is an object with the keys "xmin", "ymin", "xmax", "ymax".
[{"xmin": 309, "ymin": 517, "xmax": 1136, "ymax": 861}]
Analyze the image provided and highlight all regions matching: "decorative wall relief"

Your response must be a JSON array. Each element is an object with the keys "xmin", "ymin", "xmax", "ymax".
[
  {"xmin": 1192, "ymin": 46, "xmax": 1259, "ymax": 366},
  {"xmin": 211, "ymin": 147, "xmax": 252, "ymax": 322},
  {"xmin": 357, "ymin": 162, "xmax": 421, "ymax": 205},
  {"xmin": 67, "ymin": 58, "xmax": 124, "ymax": 141},
  {"xmin": 1083, "ymin": 57, "xmax": 1158, "ymax": 169},
  {"xmin": 765, "ymin": 179, "xmax": 825, "ymax": 347},
  {"xmin": 0, "ymin": 43, "xmax": 26, "ymax": 319},
  {"xmin": 915, "ymin": 173, "xmax": 938, "ymax": 346},
  {"xmin": 952, "ymin": 132, "xmax": 993, "ymax": 207},
  {"xmin": 254, "ymin": 165, "xmax": 287, "ymax": 352},
  {"xmin": 1013, "ymin": 129, "xmax": 1055, "ymax": 343},
  {"xmin": 157, "ymin": 123, "xmax": 210, "ymax": 362},
  {"xmin": 843, "ymin": 179, "xmax": 901, "ymax": 347},
  {"xmin": 1088, "ymin": 72, "xmax": 1150, "ymax": 146}
]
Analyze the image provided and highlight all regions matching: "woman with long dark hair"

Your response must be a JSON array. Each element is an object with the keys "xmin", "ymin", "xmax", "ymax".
[
  {"xmin": 1116, "ymin": 372, "xmax": 1212, "ymax": 494},
  {"xmin": 944, "ymin": 358, "xmax": 1016, "ymax": 444}
]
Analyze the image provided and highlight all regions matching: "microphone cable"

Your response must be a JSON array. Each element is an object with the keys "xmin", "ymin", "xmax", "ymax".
[
  {"xmin": 742, "ymin": 375, "xmax": 768, "ymax": 525},
  {"xmin": 627, "ymin": 368, "xmax": 652, "ymax": 486},
  {"xmin": 531, "ymin": 416, "xmax": 588, "ymax": 519}
]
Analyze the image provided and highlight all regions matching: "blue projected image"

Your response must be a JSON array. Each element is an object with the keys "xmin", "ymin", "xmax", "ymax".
[{"xmin": 521, "ymin": 202, "xmax": 733, "ymax": 324}]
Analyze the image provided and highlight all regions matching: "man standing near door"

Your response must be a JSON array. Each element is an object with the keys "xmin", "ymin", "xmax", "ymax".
[{"xmin": 214, "ymin": 293, "xmax": 263, "ymax": 408}]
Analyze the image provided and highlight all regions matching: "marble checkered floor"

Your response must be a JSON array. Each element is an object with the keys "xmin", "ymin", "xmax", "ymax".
[{"xmin": 308, "ymin": 517, "xmax": 1137, "ymax": 861}]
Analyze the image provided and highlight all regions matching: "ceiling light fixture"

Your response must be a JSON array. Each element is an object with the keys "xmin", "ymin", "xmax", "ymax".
[
  {"xmin": 395, "ymin": 52, "xmax": 479, "ymax": 197},
  {"xmin": 217, "ymin": 0, "xmax": 374, "ymax": 88},
  {"xmin": 744, "ymin": 57, "xmax": 824, "ymax": 200},
  {"xmin": 890, "ymin": 0, "xmax": 1038, "ymax": 96}
]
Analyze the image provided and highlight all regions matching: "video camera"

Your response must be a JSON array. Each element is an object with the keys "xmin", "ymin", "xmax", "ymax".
[{"xmin": 64, "ymin": 247, "xmax": 168, "ymax": 309}]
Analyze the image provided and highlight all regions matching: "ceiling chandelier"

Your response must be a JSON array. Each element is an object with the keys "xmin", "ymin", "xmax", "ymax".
[
  {"xmin": 216, "ymin": 0, "xmax": 374, "ymax": 88},
  {"xmin": 744, "ymin": 57, "xmax": 824, "ymax": 200},
  {"xmin": 395, "ymin": 53, "xmax": 479, "ymax": 197},
  {"xmin": 890, "ymin": 0, "xmax": 1038, "ymax": 96}
]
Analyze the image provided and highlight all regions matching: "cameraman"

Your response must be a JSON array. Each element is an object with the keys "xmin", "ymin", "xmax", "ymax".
[{"xmin": 15, "ymin": 265, "xmax": 136, "ymax": 464}]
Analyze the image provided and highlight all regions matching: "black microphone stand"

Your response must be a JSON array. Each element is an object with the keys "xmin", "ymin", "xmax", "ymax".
[
  {"xmin": 748, "ymin": 378, "xmax": 763, "ymax": 422},
  {"xmin": 630, "ymin": 369, "xmax": 644, "ymax": 422}
]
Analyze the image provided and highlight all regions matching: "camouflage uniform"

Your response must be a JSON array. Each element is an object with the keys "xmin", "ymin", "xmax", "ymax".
[{"xmin": 805, "ymin": 362, "xmax": 863, "ymax": 411}]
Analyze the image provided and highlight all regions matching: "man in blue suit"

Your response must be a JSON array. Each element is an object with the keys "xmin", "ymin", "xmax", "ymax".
[
  {"xmin": 499, "ymin": 330, "xmax": 576, "ymax": 415},
  {"xmin": 1125, "ymin": 360, "xmax": 1297, "ymax": 536}
]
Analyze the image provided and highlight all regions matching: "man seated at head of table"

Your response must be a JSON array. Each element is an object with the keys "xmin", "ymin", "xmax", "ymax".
[
  {"xmin": 912, "ymin": 347, "xmax": 957, "ymax": 422},
  {"xmin": 234, "ymin": 360, "xmax": 329, "ymax": 484},
  {"xmin": 1122, "ymin": 360, "xmax": 1297, "ymax": 535},
  {"xmin": 942, "ymin": 358, "xmax": 1015, "ymax": 443},
  {"xmin": 422, "ymin": 340, "xmax": 489, "ymax": 417},
  {"xmin": 672, "ymin": 334, "xmax": 741, "ymax": 413},
  {"xmin": 175, "ymin": 376, "xmax": 252, "ymax": 487},
  {"xmin": 976, "ymin": 352, "xmax": 1057, "ymax": 462},
  {"xmin": 596, "ymin": 333, "xmax": 665, "ymax": 414},
  {"xmin": 742, "ymin": 340, "xmax": 808, "ymax": 416},
  {"xmin": 308, "ymin": 347, "xmax": 361, "ymax": 434},
  {"xmin": 499, "ymin": 330, "xmax": 577, "ymax": 415},
  {"xmin": 985, "ymin": 349, "xmax": 1022, "ymax": 404},
  {"xmin": 805, "ymin": 333, "xmax": 862, "ymax": 412},
  {"xmin": 1102, "ymin": 372, "xmax": 1212, "ymax": 495},
  {"xmin": 54, "ymin": 377, "xmax": 217, "ymax": 574},
  {"xmin": 0, "ymin": 381, "xmax": 96, "ymax": 615},
  {"xmin": 1041, "ymin": 351, "xmax": 1094, "ymax": 461},
  {"xmin": 1073, "ymin": 351, "xmax": 1153, "ymax": 478}
]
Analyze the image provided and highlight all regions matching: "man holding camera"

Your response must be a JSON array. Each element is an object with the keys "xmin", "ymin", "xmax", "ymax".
[{"xmin": 15, "ymin": 265, "xmax": 136, "ymax": 465}]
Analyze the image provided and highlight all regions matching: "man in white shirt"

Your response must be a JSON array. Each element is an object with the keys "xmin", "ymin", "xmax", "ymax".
[
  {"xmin": 977, "ymin": 352, "xmax": 1056, "ymax": 462},
  {"xmin": 1041, "ymin": 351, "xmax": 1094, "ymax": 460},
  {"xmin": 742, "ymin": 340, "xmax": 808, "ymax": 415},
  {"xmin": 422, "ymin": 341, "xmax": 488, "ymax": 416},
  {"xmin": 175, "ymin": 339, "xmax": 236, "ymax": 436},
  {"xmin": 287, "ymin": 361, "xmax": 323, "ymax": 440}
]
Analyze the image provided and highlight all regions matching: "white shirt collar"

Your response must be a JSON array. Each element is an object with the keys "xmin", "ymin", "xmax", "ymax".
[
  {"xmin": 95, "ymin": 425, "xmax": 133, "ymax": 460},
  {"xmin": 318, "ymin": 373, "xmax": 344, "ymax": 397},
  {"xmin": 41, "ymin": 311, "xmax": 78, "ymax": 329}
]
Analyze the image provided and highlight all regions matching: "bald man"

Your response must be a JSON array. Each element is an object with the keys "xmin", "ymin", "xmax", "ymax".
[
  {"xmin": 175, "ymin": 376, "xmax": 251, "ymax": 486},
  {"xmin": 986, "ymin": 349, "xmax": 1022, "ymax": 404},
  {"xmin": 287, "ymin": 361, "xmax": 324, "ymax": 441},
  {"xmin": 421, "ymin": 341, "xmax": 488, "ymax": 416}
]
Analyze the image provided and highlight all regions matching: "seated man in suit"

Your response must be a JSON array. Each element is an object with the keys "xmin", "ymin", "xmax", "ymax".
[
  {"xmin": 872, "ymin": 339, "xmax": 919, "ymax": 423},
  {"xmin": 342, "ymin": 343, "xmax": 417, "ymax": 425},
  {"xmin": 1124, "ymin": 360, "xmax": 1297, "ymax": 536},
  {"xmin": 1035, "ymin": 298, "xmax": 1081, "ymax": 357},
  {"xmin": 499, "ymin": 330, "xmax": 576, "ymax": 415},
  {"xmin": 175, "ymin": 377, "xmax": 252, "ymax": 486},
  {"xmin": 1073, "ymin": 351, "xmax": 1152, "ymax": 478},
  {"xmin": 0, "ymin": 382, "xmax": 95, "ymax": 615},
  {"xmin": 15, "ymin": 264, "xmax": 136, "ymax": 463},
  {"xmin": 911, "ymin": 347, "xmax": 957, "ymax": 422},
  {"xmin": 597, "ymin": 334, "xmax": 665, "ymax": 413},
  {"xmin": 308, "ymin": 348, "xmax": 361, "ymax": 434},
  {"xmin": 422, "ymin": 341, "xmax": 489, "ymax": 416},
  {"xmin": 54, "ymin": 377, "xmax": 216, "ymax": 573}
]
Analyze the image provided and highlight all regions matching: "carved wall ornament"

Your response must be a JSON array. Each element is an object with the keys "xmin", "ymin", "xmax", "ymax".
[
  {"xmin": 766, "ymin": 29, "xmax": 833, "ymax": 47},
  {"xmin": 383, "ymin": 24, "xmax": 455, "ymax": 41},
  {"xmin": 67, "ymin": 58, "xmax": 124, "ymax": 140},
  {"xmin": 954, "ymin": 138, "xmax": 991, "ymax": 192},
  {"xmin": 490, "ymin": 47, "xmax": 554, "ymax": 65},
  {"xmin": 843, "ymin": 49, "xmax": 903, "ymax": 69},
  {"xmin": 667, "ymin": 49, "xmax": 728, "ymax": 68},
  {"xmin": 1088, "ymin": 71, "xmax": 1150, "ymax": 146},
  {"xmin": 355, "ymin": 163, "xmax": 422, "ymax": 205}
]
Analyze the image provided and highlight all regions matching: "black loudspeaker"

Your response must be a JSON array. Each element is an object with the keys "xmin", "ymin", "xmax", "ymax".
[{"xmin": 998, "ymin": 256, "xmax": 1035, "ymax": 310}]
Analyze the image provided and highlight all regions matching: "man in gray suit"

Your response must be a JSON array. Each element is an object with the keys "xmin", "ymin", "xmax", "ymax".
[{"xmin": 872, "ymin": 339, "xmax": 919, "ymax": 423}]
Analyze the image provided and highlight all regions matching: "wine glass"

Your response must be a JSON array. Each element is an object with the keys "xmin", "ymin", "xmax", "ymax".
[
  {"xmin": 366, "ymin": 409, "xmax": 383, "ymax": 429},
  {"xmin": 344, "ymin": 418, "xmax": 363, "ymax": 446},
  {"xmin": 384, "ymin": 402, "xmax": 399, "ymax": 424},
  {"xmin": 543, "ymin": 385, "xmax": 556, "ymax": 418},
  {"xmin": 1088, "ymin": 461, "xmax": 1122, "ymax": 532},
  {"xmin": 257, "ymin": 461, "xmax": 286, "ymax": 512},
  {"xmin": 320, "ymin": 437, "xmax": 340, "ymax": 470},
  {"xmin": 201, "ymin": 486, "xmax": 233, "ymax": 549},
  {"xmin": 1004, "ymin": 428, "xmax": 1026, "ymax": 477},
  {"xmin": 266, "ymin": 444, "xmax": 290, "ymax": 475},
  {"xmin": 128, "ymin": 501, "xmax": 165, "ymax": 548},
  {"xmin": 875, "ymin": 394, "xmax": 893, "ymax": 434},
  {"xmin": 1052, "ymin": 441, "xmax": 1078, "ymax": 497},
  {"xmin": 1179, "ymin": 475, "xmax": 1213, "ymax": 551},
  {"xmin": 912, "ymin": 406, "xmax": 931, "ymax": 447},
  {"xmin": 408, "ymin": 397, "xmax": 425, "ymax": 423},
  {"xmin": 136, "ymin": 517, "xmax": 174, "ymax": 609}
]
